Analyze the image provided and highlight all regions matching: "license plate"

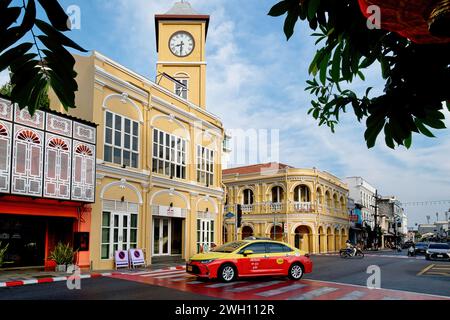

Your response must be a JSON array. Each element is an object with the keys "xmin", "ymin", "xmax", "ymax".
[
  {"xmin": 187, "ymin": 266, "xmax": 193, "ymax": 272},
  {"xmin": 437, "ymin": 254, "xmax": 443, "ymax": 258}
]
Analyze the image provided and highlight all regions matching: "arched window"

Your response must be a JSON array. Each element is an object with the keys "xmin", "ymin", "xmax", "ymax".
[
  {"xmin": 12, "ymin": 128, "xmax": 43, "ymax": 196},
  {"xmin": 242, "ymin": 226, "xmax": 254, "ymax": 239},
  {"xmin": 271, "ymin": 186, "xmax": 284, "ymax": 203},
  {"xmin": 325, "ymin": 191, "xmax": 332, "ymax": 207},
  {"xmin": 333, "ymin": 194, "xmax": 339, "ymax": 208},
  {"xmin": 44, "ymin": 137, "xmax": 71, "ymax": 199},
  {"xmin": 72, "ymin": 142, "xmax": 95, "ymax": 201},
  {"xmin": 294, "ymin": 185, "xmax": 311, "ymax": 202},
  {"xmin": 243, "ymin": 189, "xmax": 254, "ymax": 205},
  {"xmin": 0, "ymin": 122, "xmax": 11, "ymax": 193},
  {"xmin": 174, "ymin": 73, "xmax": 189, "ymax": 100},
  {"xmin": 316, "ymin": 187, "xmax": 323, "ymax": 204}
]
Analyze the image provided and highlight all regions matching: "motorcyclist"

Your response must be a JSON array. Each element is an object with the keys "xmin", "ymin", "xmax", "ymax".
[{"xmin": 346, "ymin": 240, "xmax": 357, "ymax": 257}]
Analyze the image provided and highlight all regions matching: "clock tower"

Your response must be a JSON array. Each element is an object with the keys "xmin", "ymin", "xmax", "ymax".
[{"xmin": 155, "ymin": 1, "xmax": 209, "ymax": 108}]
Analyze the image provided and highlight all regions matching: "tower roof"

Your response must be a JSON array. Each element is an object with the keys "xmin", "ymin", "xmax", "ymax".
[
  {"xmin": 165, "ymin": 1, "xmax": 200, "ymax": 15},
  {"xmin": 154, "ymin": 1, "xmax": 210, "ymax": 52}
]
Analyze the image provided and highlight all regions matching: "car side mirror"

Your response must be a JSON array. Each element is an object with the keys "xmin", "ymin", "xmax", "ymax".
[{"xmin": 243, "ymin": 250, "xmax": 254, "ymax": 256}]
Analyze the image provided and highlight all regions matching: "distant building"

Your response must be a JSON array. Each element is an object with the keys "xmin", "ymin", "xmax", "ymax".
[{"xmin": 378, "ymin": 197, "xmax": 407, "ymax": 247}]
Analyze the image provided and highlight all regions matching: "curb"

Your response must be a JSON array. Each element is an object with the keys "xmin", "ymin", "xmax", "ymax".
[{"xmin": 0, "ymin": 272, "xmax": 117, "ymax": 288}]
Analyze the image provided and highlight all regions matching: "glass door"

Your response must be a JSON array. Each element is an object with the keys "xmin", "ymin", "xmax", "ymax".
[
  {"xmin": 111, "ymin": 213, "xmax": 130, "ymax": 253},
  {"xmin": 197, "ymin": 219, "xmax": 214, "ymax": 252},
  {"xmin": 153, "ymin": 218, "xmax": 171, "ymax": 256}
]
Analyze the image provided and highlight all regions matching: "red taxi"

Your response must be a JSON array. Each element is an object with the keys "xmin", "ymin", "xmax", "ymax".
[{"xmin": 186, "ymin": 238, "xmax": 313, "ymax": 282}]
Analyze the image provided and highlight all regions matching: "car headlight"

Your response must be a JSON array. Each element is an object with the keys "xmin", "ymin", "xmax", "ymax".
[
  {"xmin": 200, "ymin": 259, "xmax": 216, "ymax": 264},
  {"xmin": 426, "ymin": 250, "xmax": 430, "ymax": 254}
]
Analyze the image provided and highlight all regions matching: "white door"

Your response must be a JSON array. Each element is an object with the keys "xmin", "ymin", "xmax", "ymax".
[
  {"xmin": 111, "ymin": 212, "xmax": 131, "ymax": 253},
  {"xmin": 198, "ymin": 219, "xmax": 213, "ymax": 252},
  {"xmin": 153, "ymin": 218, "xmax": 171, "ymax": 256}
]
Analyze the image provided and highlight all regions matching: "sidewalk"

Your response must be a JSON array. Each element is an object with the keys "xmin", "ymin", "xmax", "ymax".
[{"xmin": 0, "ymin": 261, "xmax": 185, "ymax": 288}]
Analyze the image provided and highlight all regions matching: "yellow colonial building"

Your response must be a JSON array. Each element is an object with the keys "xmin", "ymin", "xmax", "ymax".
[
  {"xmin": 49, "ymin": 2, "xmax": 226, "ymax": 269},
  {"xmin": 223, "ymin": 163, "xmax": 350, "ymax": 254}
]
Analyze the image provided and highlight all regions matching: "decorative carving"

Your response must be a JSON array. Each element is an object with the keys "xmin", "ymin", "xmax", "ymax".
[
  {"xmin": 14, "ymin": 105, "xmax": 44, "ymax": 129},
  {"xmin": 48, "ymin": 137, "xmax": 69, "ymax": 151},
  {"xmin": 0, "ymin": 100, "xmax": 13, "ymax": 121},
  {"xmin": 73, "ymin": 122, "xmax": 96, "ymax": 144},
  {"xmin": 17, "ymin": 130, "xmax": 41, "ymax": 144},
  {"xmin": 121, "ymin": 93, "xmax": 129, "ymax": 103},
  {"xmin": 46, "ymin": 113, "xmax": 72, "ymax": 137}
]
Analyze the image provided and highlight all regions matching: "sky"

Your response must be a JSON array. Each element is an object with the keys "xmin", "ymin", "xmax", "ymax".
[{"xmin": 1, "ymin": 0, "xmax": 449, "ymax": 227}]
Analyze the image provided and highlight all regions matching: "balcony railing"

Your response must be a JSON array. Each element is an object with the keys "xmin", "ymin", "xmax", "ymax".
[
  {"xmin": 293, "ymin": 202, "xmax": 314, "ymax": 212},
  {"xmin": 269, "ymin": 202, "xmax": 283, "ymax": 212},
  {"xmin": 241, "ymin": 204, "xmax": 255, "ymax": 213}
]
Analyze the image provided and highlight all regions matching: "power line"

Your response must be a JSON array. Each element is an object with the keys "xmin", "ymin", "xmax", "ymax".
[{"xmin": 401, "ymin": 200, "xmax": 450, "ymax": 207}]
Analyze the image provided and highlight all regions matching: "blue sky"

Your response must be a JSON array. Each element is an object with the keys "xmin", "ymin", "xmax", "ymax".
[{"xmin": 1, "ymin": 0, "xmax": 450, "ymax": 226}]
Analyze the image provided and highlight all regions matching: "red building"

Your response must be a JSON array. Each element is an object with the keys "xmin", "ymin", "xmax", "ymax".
[{"xmin": 0, "ymin": 98, "xmax": 97, "ymax": 270}]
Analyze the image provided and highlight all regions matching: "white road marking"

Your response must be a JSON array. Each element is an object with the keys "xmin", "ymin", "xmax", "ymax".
[
  {"xmin": 205, "ymin": 281, "xmax": 247, "ymax": 288},
  {"xmin": 288, "ymin": 287, "xmax": 339, "ymax": 300},
  {"xmin": 21, "ymin": 280, "xmax": 38, "ymax": 285},
  {"xmin": 382, "ymin": 297, "xmax": 403, "ymax": 300},
  {"xmin": 151, "ymin": 271, "xmax": 188, "ymax": 279},
  {"xmin": 226, "ymin": 281, "xmax": 284, "ymax": 293},
  {"xmin": 257, "ymin": 283, "xmax": 307, "ymax": 297},
  {"xmin": 141, "ymin": 270, "xmax": 186, "ymax": 278},
  {"xmin": 337, "ymin": 291, "xmax": 366, "ymax": 300}
]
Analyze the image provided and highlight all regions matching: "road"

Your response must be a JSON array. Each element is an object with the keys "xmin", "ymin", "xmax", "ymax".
[{"xmin": 1, "ymin": 250, "xmax": 449, "ymax": 300}]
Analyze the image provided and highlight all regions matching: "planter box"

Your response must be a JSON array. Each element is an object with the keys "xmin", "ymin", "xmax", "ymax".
[{"xmin": 55, "ymin": 265, "xmax": 67, "ymax": 272}]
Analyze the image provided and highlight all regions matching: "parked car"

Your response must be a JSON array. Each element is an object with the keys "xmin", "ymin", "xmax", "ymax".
[
  {"xmin": 425, "ymin": 243, "xmax": 450, "ymax": 261},
  {"xmin": 414, "ymin": 242, "xmax": 428, "ymax": 255},
  {"xmin": 402, "ymin": 241, "xmax": 415, "ymax": 249},
  {"xmin": 186, "ymin": 240, "xmax": 313, "ymax": 282}
]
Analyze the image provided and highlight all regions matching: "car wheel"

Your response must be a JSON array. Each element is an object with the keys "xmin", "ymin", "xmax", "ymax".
[
  {"xmin": 218, "ymin": 263, "xmax": 237, "ymax": 283},
  {"xmin": 288, "ymin": 263, "xmax": 304, "ymax": 280}
]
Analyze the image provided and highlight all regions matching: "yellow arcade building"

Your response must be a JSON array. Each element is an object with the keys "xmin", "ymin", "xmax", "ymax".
[
  {"xmin": 223, "ymin": 163, "xmax": 350, "ymax": 254},
  {"xmin": 49, "ymin": 1, "xmax": 227, "ymax": 269}
]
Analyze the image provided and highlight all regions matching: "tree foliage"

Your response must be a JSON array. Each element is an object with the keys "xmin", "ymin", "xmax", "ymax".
[
  {"xmin": 0, "ymin": 0, "xmax": 87, "ymax": 115},
  {"xmin": 268, "ymin": 0, "xmax": 450, "ymax": 149}
]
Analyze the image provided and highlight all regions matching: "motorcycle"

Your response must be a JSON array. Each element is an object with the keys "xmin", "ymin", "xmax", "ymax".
[
  {"xmin": 407, "ymin": 246, "xmax": 416, "ymax": 257},
  {"xmin": 340, "ymin": 247, "xmax": 364, "ymax": 259}
]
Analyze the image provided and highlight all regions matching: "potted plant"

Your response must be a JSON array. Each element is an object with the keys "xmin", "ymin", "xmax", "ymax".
[
  {"xmin": 49, "ymin": 242, "xmax": 76, "ymax": 272},
  {"xmin": 0, "ymin": 241, "xmax": 9, "ymax": 268}
]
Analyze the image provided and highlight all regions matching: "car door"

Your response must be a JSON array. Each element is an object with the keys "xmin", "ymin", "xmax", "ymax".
[
  {"xmin": 236, "ymin": 242, "xmax": 268, "ymax": 276},
  {"xmin": 265, "ymin": 243, "xmax": 292, "ymax": 274}
]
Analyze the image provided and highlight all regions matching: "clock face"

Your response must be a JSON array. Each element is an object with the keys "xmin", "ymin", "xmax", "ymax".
[{"xmin": 169, "ymin": 31, "xmax": 195, "ymax": 57}]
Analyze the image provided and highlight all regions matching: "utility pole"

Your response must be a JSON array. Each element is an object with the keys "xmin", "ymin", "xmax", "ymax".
[{"xmin": 373, "ymin": 190, "xmax": 379, "ymax": 250}]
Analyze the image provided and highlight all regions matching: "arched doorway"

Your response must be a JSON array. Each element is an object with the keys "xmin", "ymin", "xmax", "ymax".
[
  {"xmin": 341, "ymin": 228, "xmax": 347, "ymax": 248},
  {"xmin": 318, "ymin": 226, "xmax": 326, "ymax": 253},
  {"xmin": 270, "ymin": 225, "xmax": 283, "ymax": 241},
  {"xmin": 294, "ymin": 225, "xmax": 312, "ymax": 253},
  {"xmin": 242, "ymin": 226, "xmax": 254, "ymax": 239},
  {"xmin": 327, "ymin": 227, "xmax": 334, "ymax": 252},
  {"xmin": 335, "ymin": 228, "xmax": 341, "ymax": 250}
]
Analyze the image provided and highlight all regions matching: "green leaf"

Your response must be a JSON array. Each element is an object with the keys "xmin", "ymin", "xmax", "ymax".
[
  {"xmin": 384, "ymin": 123, "xmax": 395, "ymax": 149},
  {"xmin": 268, "ymin": 1, "xmax": 288, "ymax": 17},
  {"xmin": 446, "ymin": 101, "xmax": 450, "ymax": 112},
  {"xmin": 404, "ymin": 133, "xmax": 412, "ymax": 149},
  {"xmin": 284, "ymin": 8, "xmax": 298, "ymax": 40},
  {"xmin": 421, "ymin": 117, "xmax": 446, "ymax": 129},
  {"xmin": 37, "ymin": 0, "xmax": 70, "ymax": 31},
  {"xmin": 380, "ymin": 57, "xmax": 390, "ymax": 79},
  {"xmin": 357, "ymin": 71, "xmax": 365, "ymax": 81},
  {"xmin": 0, "ymin": 26, "xmax": 27, "ymax": 52},
  {"xmin": 0, "ymin": 0, "xmax": 14, "ymax": 10},
  {"xmin": 0, "ymin": 42, "xmax": 33, "ymax": 72},
  {"xmin": 0, "ymin": 6, "xmax": 22, "ymax": 31},
  {"xmin": 307, "ymin": 0, "xmax": 321, "ymax": 20},
  {"xmin": 35, "ymin": 19, "xmax": 87, "ymax": 52},
  {"xmin": 319, "ymin": 49, "xmax": 330, "ymax": 85},
  {"xmin": 21, "ymin": 0, "xmax": 36, "ymax": 32},
  {"xmin": 331, "ymin": 42, "xmax": 342, "ymax": 82}
]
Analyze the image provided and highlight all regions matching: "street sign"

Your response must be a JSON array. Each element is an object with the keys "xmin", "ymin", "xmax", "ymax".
[{"xmin": 225, "ymin": 212, "xmax": 235, "ymax": 219}]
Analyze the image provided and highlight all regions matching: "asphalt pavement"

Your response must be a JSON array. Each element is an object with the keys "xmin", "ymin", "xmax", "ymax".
[{"xmin": 0, "ymin": 250, "xmax": 448, "ymax": 300}]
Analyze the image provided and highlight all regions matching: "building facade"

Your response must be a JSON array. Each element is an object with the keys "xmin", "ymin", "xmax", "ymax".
[
  {"xmin": 49, "ymin": 2, "xmax": 226, "ymax": 269},
  {"xmin": 223, "ymin": 163, "xmax": 350, "ymax": 254},
  {"xmin": 0, "ymin": 98, "xmax": 96, "ymax": 270},
  {"xmin": 378, "ymin": 197, "xmax": 407, "ymax": 247}
]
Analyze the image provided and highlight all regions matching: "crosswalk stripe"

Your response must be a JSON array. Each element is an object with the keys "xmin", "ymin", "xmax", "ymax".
[
  {"xmin": 152, "ymin": 271, "xmax": 188, "ymax": 279},
  {"xmin": 288, "ymin": 287, "xmax": 339, "ymax": 300},
  {"xmin": 337, "ymin": 291, "xmax": 366, "ymax": 300},
  {"xmin": 205, "ymin": 281, "xmax": 247, "ymax": 288},
  {"xmin": 382, "ymin": 297, "xmax": 403, "ymax": 300},
  {"xmin": 141, "ymin": 270, "xmax": 186, "ymax": 278},
  {"xmin": 256, "ymin": 283, "xmax": 307, "ymax": 297},
  {"xmin": 186, "ymin": 281, "xmax": 203, "ymax": 285},
  {"xmin": 226, "ymin": 281, "xmax": 284, "ymax": 293}
]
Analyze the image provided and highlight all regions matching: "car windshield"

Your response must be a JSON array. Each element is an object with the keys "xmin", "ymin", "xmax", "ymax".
[
  {"xmin": 415, "ymin": 243, "xmax": 427, "ymax": 248},
  {"xmin": 212, "ymin": 241, "xmax": 247, "ymax": 253},
  {"xmin": 429, "ymin": 243, "xmax": 450, "ymax": 250}
]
